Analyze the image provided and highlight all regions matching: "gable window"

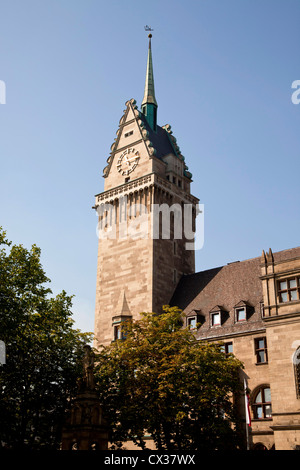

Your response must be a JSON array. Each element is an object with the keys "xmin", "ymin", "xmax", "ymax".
[
  {"xmin": 252, "ymin": 386, "xmax": 272, "ymax": 419},
  {"xmin": 255, "ymin": 337, "xmax": 268, "ymax": 364},
  {"xmin": 278, "ymin": 277, "xmax": 300, "ymax": 303},
  {"xmin": 125, "ymin": 130, "xmax": 134, "ymax": 138}
]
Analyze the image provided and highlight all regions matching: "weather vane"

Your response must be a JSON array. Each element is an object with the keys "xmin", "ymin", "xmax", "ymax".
[{"xmin": 144, "ymin": 25, "xmax": 154, "ymax": 32}]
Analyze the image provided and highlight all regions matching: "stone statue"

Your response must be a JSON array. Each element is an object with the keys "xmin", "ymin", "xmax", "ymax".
[{"xmin": 82, "ymin": 344, "xmax": 95, "ymax": 390}]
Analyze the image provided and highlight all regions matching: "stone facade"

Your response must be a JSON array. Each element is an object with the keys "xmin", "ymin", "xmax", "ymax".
[
  {"xmin": 93, "ymin": 36, "xmax": 300, "ymax": 450},
  {"xmin": 261, "ymin": 248, "xmax": 300, "ymax": 449},
  {"xmin": 94, "ymin": 98, "xmax": 198, "ymax": 347},
  {"xmin": 171, "ymin": 247, "xmax": 300, "ymax": 450}
]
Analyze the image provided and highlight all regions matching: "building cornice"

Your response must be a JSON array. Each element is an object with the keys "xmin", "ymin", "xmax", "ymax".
[
  {"xmin": 260, "ymin": 266, "xmax": 300, "ymax": 280},
  {"xmin": 197, "ymin": 326, "xmax": 266, "ymax": 342},
  {"xmin": 94, "ymin": 173, "xmax": 199, "ymax": 206}
]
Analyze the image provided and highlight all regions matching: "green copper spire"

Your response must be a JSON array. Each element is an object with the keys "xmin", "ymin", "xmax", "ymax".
[{"xmin": 141, "ymin": 34, "xmax": 157, "ymax": 131}]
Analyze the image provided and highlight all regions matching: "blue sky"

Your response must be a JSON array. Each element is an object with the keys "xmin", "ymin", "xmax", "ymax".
[{"xmin": 0, "ymin": 0, "xmax": 299, "ymax": 333}]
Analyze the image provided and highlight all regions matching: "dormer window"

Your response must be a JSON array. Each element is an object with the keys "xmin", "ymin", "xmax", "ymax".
[
  {"xmin": 212, "ymin": 312, "xmax": 221, "ymax": 326},
  {"xmin": 234, "ymin": 301, "xmax": 252, "ymax": 323},
  {"xmin": 187, "ymin": 317, "xmax": 197, "ymax": 330},
  {"xmin": 210, "ymin": 306, "xmax": 226, "ymax": 327},
  {"xmin": 186, "ymin": 310, "xmax": 202, "ymax": 330},
  {"xmin": 236, "ymin": 307, "xmax": 246, "ymax": 322}
]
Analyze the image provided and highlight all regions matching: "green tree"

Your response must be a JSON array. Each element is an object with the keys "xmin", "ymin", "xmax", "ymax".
[
  {"xmin": 95, "ymin": 306, "xmax": 244, "ymax": 451},
  {"xmin": 0, "ymin": 228, "xmax": 92, "ymax": 449}
]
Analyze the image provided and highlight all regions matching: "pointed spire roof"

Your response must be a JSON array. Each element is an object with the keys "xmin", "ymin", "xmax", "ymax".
[
  {"xmin": 142, "ymin": 34, "xmax": 157, "ymax": 107},
  {"xmin": 116, "ymin": 290, "xmax": 131, "ymax": 316}
]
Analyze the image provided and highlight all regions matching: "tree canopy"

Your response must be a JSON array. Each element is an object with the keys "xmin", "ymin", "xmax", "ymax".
[
  {"xmin": 94, "ymin": 305, "xmax": 244, "ymax": 451},
  {"xmin": 0, "ymin": 228, "xmax": 92, "ymax": 449}
]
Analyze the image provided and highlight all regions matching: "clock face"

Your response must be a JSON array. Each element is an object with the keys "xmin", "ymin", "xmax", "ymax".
[{"xmin": 117, "ymin": 148, "xmax": 140, "ymax": 176}]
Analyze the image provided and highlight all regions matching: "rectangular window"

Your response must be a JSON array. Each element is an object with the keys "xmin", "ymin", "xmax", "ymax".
[
  {"xmin": 221, "ymin": 342, "xmax": 233, "ymax": 356},
  {"xmin": 278, "ymin": 277, "xmax": 300, "ymax": 303},
  {"xmin": 114, "ymin": 324, "xmax": 122, "ymax": 341},
  {"xmin": 124, "ymin": 130, "xmax": 133, "ymax": 138},
  {"xmin": 211, "ymin": 312, "xmax": 221, "ymax": 326},
  {"xmin": 236, "ymin": 307, "xmax": 246, "ymax": 322},
  {"xmin": 255, "ymin": 337, "xmax": 268, "ymax": 364},
  {"xmin": 187, "ymin": 317, "xmax": 197, "ymax": 330},
  {"xmin": 252, "ymin": 387, "xmax": 272, "ymax": 419}
]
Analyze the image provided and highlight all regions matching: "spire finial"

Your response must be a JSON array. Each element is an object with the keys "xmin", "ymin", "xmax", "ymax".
[{"xmin": 142, "ymin": 27, "xmax": 157, "ymax": 130}]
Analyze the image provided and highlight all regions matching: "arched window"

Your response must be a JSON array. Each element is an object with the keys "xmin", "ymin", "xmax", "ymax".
[
  {"xmin": 252, "ymin": 386, "xmax": 272, "ymax": 419},
  {"xmin": 294, "ymin": 347, "xmax": 300, "ymax": 398}
]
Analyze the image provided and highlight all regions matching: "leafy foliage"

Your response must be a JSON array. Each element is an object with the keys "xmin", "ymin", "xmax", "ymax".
[
  {"xmin": 0, "ymin": 228, "xmax": 92, "ymax": 449},
  {"xmin": 95, "ymin": 306, "xmax": 244, "ymax": 450}
]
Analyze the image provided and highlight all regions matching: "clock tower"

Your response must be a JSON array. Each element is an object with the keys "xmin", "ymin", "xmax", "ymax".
[{"xmin": 94, "ymin": 35, "xmax": 199, "ymax": 347}]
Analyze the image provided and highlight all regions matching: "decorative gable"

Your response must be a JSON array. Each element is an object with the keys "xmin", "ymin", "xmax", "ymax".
[{"xmin": 102, "ymin": 99, "xmax": 159, "ymax": 182}]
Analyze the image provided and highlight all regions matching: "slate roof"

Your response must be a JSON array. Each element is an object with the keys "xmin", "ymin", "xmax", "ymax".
[
  {"xmin": 170, "ymin": 246, "xmax": 300, "ymax": 340},
  {"xmin": 138, "ymin": 112, "xmax": 192, "ymax": 179},
  {"xmin": 138, "ymin": 113, "xmax": 175, "ymax": 160}
]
